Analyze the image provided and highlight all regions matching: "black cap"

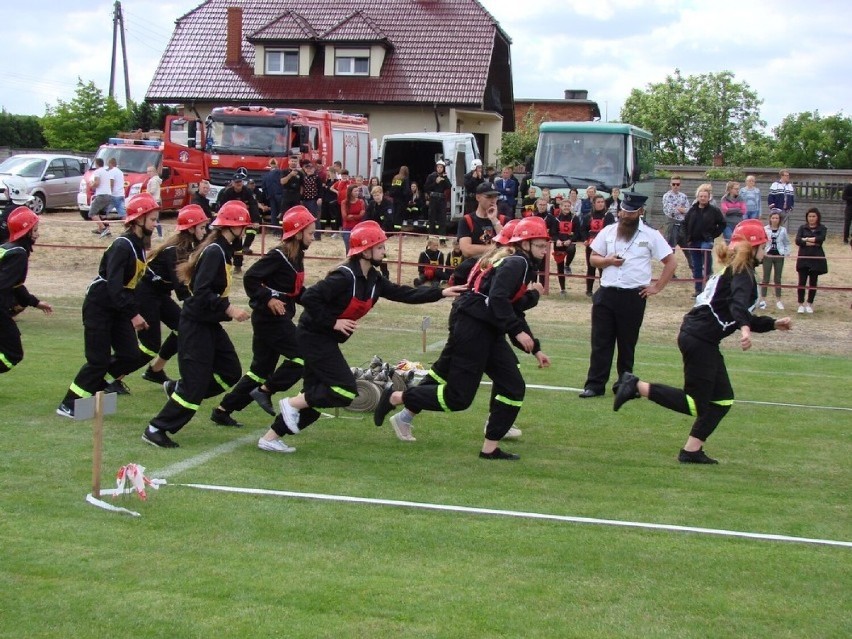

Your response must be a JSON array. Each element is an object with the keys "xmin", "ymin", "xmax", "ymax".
[
  {"xmin": 620, "ymin": 192, "xmax": 647, "ymax": 212},
  {"xmin": 476, "ymin": 182, "xmax": 500, "ymax": 196}
]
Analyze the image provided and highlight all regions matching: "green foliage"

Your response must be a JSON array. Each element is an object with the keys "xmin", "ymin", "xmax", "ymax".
[
  {"xmin": 41, "ymin": 79, "xmax": 131, "ymax": 152},
  {"xmin": 155, "ymin": 104, "xmax": 179, "ymax": 130},
  {"xmin": 0, "ymin": 109, "xmax": 47, "ymax": 148},
  {"xmin": 128, "ymin": 100, "xmax": 156, "ymax": 131},
  {"xmin": 705, "ymin": 166, "xmax": 746, "ymax": 181},
  {"xmin": 772, "ymin": 110, "xmax": 852, "ymax": 169},
  {"xmin": 621, "ymin": 69, "xmax": 766, "ymax": 165},
  {"xmin": 497, "ymin": 106, "xmax": 543, "ymax": 168}
]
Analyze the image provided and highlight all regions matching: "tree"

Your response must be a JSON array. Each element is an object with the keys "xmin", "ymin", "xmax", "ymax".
[
  {"xmin": 620, "ymin": 69, "xmax": 765, "ymax": 165},
  {"xmin": 772, "ymin": 111, "xmax": 852, "ymax": 169},
  {"xmin": 0, "ymin": 110, "xmax": 47, "ymax": 148},
  {"xmin": 497, "ymin": 106, "xmax": 544, "ymax": 169},
  {"xmin": 128, "ymin": 100, "xmax": 156, "ymax": 132},
  {"xmin": 41, "ymin": 79, "xmax": 131, "ymax": 152}
]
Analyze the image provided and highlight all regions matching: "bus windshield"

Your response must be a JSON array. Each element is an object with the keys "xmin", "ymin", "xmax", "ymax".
[{"xmin": 534, "ymin": 131, "xmax": 627, "ymax": 190}]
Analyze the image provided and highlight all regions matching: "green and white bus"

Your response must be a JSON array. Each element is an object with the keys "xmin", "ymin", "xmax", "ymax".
[{"xmin": 533, "ymin": 121, "xmax": 655, "ymax": 208}]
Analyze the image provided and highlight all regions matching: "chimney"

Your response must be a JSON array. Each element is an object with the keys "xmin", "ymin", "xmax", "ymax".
[
  {"xmin": 564, "ymin": 90, "xmax": 589, "ymax": 100},
  {"xmin": 226, "ymin": 6, "xmax": 243, "ymax": 65}
]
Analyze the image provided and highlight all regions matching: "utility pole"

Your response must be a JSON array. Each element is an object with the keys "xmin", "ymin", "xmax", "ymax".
[{"xmin": 108, "ymin": 1, "xmax": 131, "ymax": 105}]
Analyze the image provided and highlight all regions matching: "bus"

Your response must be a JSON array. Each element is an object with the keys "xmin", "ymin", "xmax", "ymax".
[{"xmin": 533, "ymin": 121, "xmax": 655, "ymax": 209}]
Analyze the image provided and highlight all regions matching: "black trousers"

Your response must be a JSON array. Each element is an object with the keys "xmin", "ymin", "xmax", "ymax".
[
  {"xmin": 219, "ymin": 315, "xmax": 303, "ymax": 413},
  {"xmin": 402, "ymin": 313, "xmax": 524, "ymax": 441},
  {"xmin": 584, "ymin": 245, "xmax": 602, "ymax": 294},
  {"xmin": 149, "ymin": 317, "xmax": 241, "ymax": 434},
  {"xmin": 583, "ymin": 286, "xmax": 647, "ymax": 393},
  {"xmin": 0, "ymin": 312, "xmax": 22, "ymax": 373},
  {"xmin": 136, "ymin": 287, "xmax": 181, "ymax": 361},
  {"xmin": 427, "ymin": 194, "xmax": 444, "ymax": 234},
  {"xmin": 63, "ymin": 298, "xmax": 147, "ymax": 402},
  {"xmin": 646, "ymin": 331, "xmax": 732, "ymax": 442},
  {"xmin": 554, "ymin": 246, "xmax": 577, "ymax": 290}
]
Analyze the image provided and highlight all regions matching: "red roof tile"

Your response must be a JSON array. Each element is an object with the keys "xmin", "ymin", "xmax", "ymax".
[{"xmin": 147, "ymin": 0, "xmax": 512, "ymax": 111}]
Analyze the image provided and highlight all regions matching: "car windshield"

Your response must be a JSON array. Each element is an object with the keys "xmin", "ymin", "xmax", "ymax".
[
  {"xmin": 0, "ymin": 156, "xmax": 47, "ymax": 178},
  {"xmin": 94, "ymin": 148, "xmax": 162, "ymax": 174}
]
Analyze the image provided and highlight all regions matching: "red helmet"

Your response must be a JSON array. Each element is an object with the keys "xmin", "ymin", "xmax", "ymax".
[
  {"xmin": 281, "ymin": 205, "xmax": 316, "ymax": 239},
  {"xmin": 176, "ymin": 204, "xmax": 208, "ymax": 231},
  {"xmin": 7, "ymin": 206, "xmax": 39, "ymax": 242},
  {"xmin": 730, "ymin": 219, "xmax": 768, "ymax": 247},
  {"xmin": 511, "ymin": 216, "xmax": 550, "ymax": 243},
  {"xmin": 494, "ymin": 218, "xmax": 520, "ymax": 245},
  {"xmin": 211, "ymin": 200, "xmax": 251, "ymax": 227},
  {"xmin": 347, "ymin": 220, "xmax": 387, "ymax": 257},
  {"xmin": 124, "ymin": 193, "xmax": 160, "ymax": 223}
]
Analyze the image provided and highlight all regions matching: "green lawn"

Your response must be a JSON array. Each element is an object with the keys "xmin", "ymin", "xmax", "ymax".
[{"xmin": 0, "ymin": 297, "xmax": 849, "ymax": 638}]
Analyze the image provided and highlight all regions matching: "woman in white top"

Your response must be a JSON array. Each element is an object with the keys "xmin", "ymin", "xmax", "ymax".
[{"xmin": 758, "ymin": 209, "xmax": 790, "ymax": 310}]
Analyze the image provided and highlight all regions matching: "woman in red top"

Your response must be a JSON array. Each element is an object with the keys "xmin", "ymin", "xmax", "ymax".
[{"xmin": 340, "ymin": 183, "xmax": 365, "ymax": 254}]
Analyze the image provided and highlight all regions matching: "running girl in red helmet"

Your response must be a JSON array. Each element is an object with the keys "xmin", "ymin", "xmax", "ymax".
[
  {"xmin": 57, "ymin": 193, "xmax": 159, "ymax": 418},
  {"xmin": 612, "ymin": 219, "xmax": 793, "ymax": 464},
  {"xmin": 266, "ymin": 220, "xmax": 466, "ymax": 450},
  {"xmin": 0, "ymin": 207, "xmax": 52, "ymax": 373},
  {"xmin": 142, "ymin": 200, "xmax": 252, "ymax": 448}
]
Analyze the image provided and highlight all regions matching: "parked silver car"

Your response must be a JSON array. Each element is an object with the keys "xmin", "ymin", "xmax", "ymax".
[{"xmin": 0, "ymin": 153, "xmax": 89, "ymax": 214}]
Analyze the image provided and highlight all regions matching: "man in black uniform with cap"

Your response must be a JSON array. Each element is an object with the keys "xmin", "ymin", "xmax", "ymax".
[
  {"xmin": 216, "ymin": 169, "xmax": 259, "ymax": 272},
  {"xmin": 578, "ymin": 193, "xmax": 676, "ymax": 398}
]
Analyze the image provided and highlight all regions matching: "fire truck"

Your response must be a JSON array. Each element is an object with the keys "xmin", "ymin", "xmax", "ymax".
[
  {"xmin": 163, "ymin": 106, "xmax": 371, "ymax": 202},
  {"xmin": 77, "ymin": 135, "xmax": 202, "ymax": 213}
]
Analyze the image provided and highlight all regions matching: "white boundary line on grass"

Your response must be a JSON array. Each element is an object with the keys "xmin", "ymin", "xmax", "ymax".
[
  {"xmin": 177, "ymin": 482, "xmax": 852, "ymax": 549},
  {"xmin": 487, "ymin": 382, "xmax": 852, "ymax": 412}
]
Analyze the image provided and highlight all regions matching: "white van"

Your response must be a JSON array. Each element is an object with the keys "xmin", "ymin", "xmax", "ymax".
[{"xmin": 374, "ymin": 132, "xmax": 480, "ymax": 229}]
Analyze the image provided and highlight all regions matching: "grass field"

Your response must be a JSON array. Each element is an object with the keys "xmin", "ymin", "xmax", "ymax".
[{"xmin": 1, "ymin": 289, "xmax": 850, "ymax": 638}]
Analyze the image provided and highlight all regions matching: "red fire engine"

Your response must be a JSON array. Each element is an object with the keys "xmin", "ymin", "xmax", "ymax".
[{"xmin": 164, "ymin": 106, "xmax": 371, "ymax": 202}]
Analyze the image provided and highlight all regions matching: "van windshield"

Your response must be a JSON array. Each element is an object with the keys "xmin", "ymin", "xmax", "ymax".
[
  {"xmin": 0, "ymin": 156, "xmax": 47, "ymax": 178},
  {"xmin": 94, "ymin": 148, "xmax": 162, "ymax": 174}
]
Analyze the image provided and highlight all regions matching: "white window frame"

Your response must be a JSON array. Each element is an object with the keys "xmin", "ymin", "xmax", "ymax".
[
  {"xmin": 335, "ymin": 50, "xmax": 370, "ymax": 76},
  {"xmin": 265, "ymin": 49, "xmax": 299, "ymax": 75}
]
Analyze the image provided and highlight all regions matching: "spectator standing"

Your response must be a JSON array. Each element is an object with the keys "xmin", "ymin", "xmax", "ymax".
[
  {"xmin": 388, "ymin": 166, "xmax": 410, "ymax": 231},
  {"xmin": 683, "ymin": 183, "xmax": 725, "ymax": 295},
  {"xmin": 0, "ymin": 207, "xmax": 52, "ymax": 374},
  {"xmin": 566, "ymin": 188, "xmax": 582, "ymax": 215},
  {"xmin": 741, "ymin": 175, "xmax": 762, "ymax": 220},
  {"xmin": 768, "ymin": 169, "xmax": 794, "ymax": 226},
  {"xmin": 300, "ymin": 162, "xmax": 322, "ymax": 239},
  {"xmin": 579, "ymin": 186, "xmax": 598, "ymax": 222},
  {"xmin": 494, "ymin": 167, "xmax": 519, "ymax": 217},
  {"xmin": 463, "ymin": 160, "xmax": 485, "ymax": 214},
  {"xmin": 553, "ymin": 198, "xmax": 579, "ymax": 295},
  {"xmin": 146, "ymin": 165, "xmax": 163, "ymax": 238},
  {"xmin": 340, "ymin": 183, "xmax": 366, "ymax": 253},
  {"xmin": 578, "ymin": 194, "xmax": 675, "ymax": 399},
  {"xmin": 605, "ymin": 187, "xmax": 622, "ymax": 216},
  {"xmin": 720, "ymin": 181, "xmax": 747, "ymax": 241},
  {"xmin": 279, "ymin": 155, "xmax": 303, "ymax": 222},
  {"xmin": 580, "ymin": 194, "xmax": 615, "ymax": 297},
  {"xmin": 261, "ymin": 159, "xmax": 284, "ymax": 225},
  {"xmin": 191, "ymin": 180, "xmax": 214, "ymax": 220},
  {"xmin": 457, "ymin": 182, "xmax": 507, "ymax": 258},
  {"xmin": 106, "ymin": 157, "xmax": 126, "ymax": 222},
  {"xmin": 842, "ymin": 176, "xmax": 852, "ymax": 245},
  {"xmin": 87, "ymin": 158, "xmax": 113, "ymax": 237},
  {"xmin": 424, "ymin": 161, "xmax": 451, "ymax": 235},
  {"xmin": 758, "ymin": 209, "xmax": 790, "ymax": 311},
  {"xmin": 794, "ymin": 207, "xmax": 828, "ymax": 314},
  {"xmin": 613, "ymin": 219, "xmax": 792, "ymax": 464},
  {"xmin": 216, "ymin": 170, "xmax": 260, "ymax": 271},
  {"xmin": 406, "ymin": 181, "xmax": 426, "ymax": 225},
  {"xmin": 661, "ymin": 175, "xmax": 689, "ymax": 275}
]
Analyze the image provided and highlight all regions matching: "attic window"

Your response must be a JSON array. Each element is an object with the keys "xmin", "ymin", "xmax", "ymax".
[
  {"xmin": 265, "ymin": 49, "xmax": 299, "ymax": 75},
  {"xmin": 335, "ymin": 49, "xmax": 370, "ymax": 76}
]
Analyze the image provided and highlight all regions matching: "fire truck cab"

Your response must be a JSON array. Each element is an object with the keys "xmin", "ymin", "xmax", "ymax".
[
  {"xmin": 164, "ymin": 106, "xmax": 371, "ymax": 203},
  {"xmin": 78, "ymin": 135, "xmax": 202, "ymax": 213}
]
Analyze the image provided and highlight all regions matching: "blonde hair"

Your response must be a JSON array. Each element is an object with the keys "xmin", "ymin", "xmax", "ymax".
[
  {"xmin": 695, "ymin": 183, "xmax": 713, "ymax": 199},
  {"xmin": 725, "ymin": 181, "xmax": 740, "ymax": 194},
  {"xmin": 371, "ymin": 186, "xmax": 383, "ymax": 197},
  {"xmin": 478, "ymin": 245, "xmax": 515, "ymax": 270},
  {"xmin": 715, "ymin": 238, "xmax": 755, "ymax": 275}
]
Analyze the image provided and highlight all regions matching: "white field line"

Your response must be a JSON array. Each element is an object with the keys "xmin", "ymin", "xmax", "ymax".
[
  {"xmin": 152, "ymin": 432, "xmax": 262, "ymax": 479},
  {"xmin": 177, "ymin": 482, "xmax": 852, "ymax": 549}
]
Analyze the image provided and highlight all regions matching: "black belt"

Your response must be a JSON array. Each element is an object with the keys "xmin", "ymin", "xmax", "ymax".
[
  {"xmin": 429, "ymin": 192, "xmax": 445, "ymax": 197},
  {"xmin": 601, "ymin": 286, "xmax": 644, "ymax": 293}
]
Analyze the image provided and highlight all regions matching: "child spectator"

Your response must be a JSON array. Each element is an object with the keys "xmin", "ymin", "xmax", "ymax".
[
  {"xmin": 758, "ymin": 209, "xmax": 790, "ymax": 310},
  {"xmin": 413, "ymin": 237, "xmax": 446, "ymax": 287}
]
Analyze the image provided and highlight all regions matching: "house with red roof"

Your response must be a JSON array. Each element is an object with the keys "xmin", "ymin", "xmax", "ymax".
[{"xmin": 145, "ymin": 0, "xmax": 515, "ymax": 164}]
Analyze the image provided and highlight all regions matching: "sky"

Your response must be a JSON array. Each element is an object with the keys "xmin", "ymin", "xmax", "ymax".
[{"xmin": 1, "ymin": 0, "xmax": 849, "ymax": 131}]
